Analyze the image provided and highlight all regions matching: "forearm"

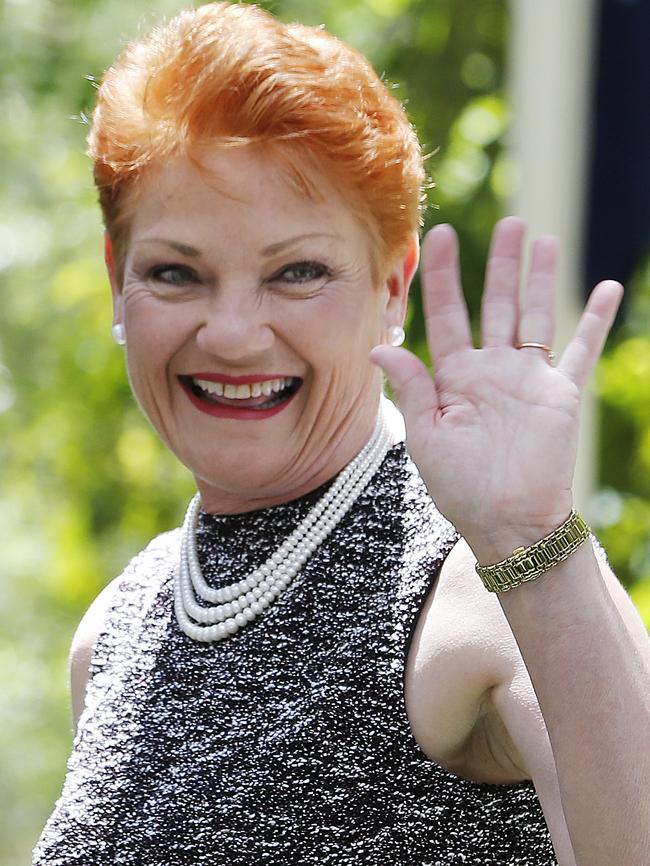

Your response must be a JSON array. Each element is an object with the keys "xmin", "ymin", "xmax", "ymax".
[{"xmin": 473, "ymin": 537, "xmax": 650, "ymax": 866}]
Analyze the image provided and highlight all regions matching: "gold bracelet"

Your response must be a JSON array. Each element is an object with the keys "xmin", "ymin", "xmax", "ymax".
[{"xmin": 475, "ymin": 510, "xmax": 591, "ymax": 593}]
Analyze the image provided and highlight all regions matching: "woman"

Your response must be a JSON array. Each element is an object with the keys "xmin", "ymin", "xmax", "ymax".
[{"xmin": 33, "ymin": 4, "xmax": 650, "ymax": 865}]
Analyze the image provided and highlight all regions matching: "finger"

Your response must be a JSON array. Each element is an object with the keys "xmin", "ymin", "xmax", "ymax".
[
  {"xmin": 420, "ymin": 224, "xmax": 473, "ymax": 366},
  {"xmin": 517, "ymin": 235, "xmax": 558, "ymax": 354},
  {"xmin": 370, "ymin": 345, "xmax": 439, "ymax": 428},
  {"xmin": 557, "ymin": 280, "xmax": 624, "ymax": 389},
  {"xmin": 481, "ymin": 216, "xmax": 526, "ymax": 347}
]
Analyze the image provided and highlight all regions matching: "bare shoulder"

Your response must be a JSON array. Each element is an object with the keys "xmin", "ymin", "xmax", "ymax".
[
  {"xmin": 416, "ymin": 533, "xmax": 649, "ymax": 777},
  {"xmin": 69, "ymin": 575, "xmax": 127, "ymax": 735},
  {"xmin": 416, "ymin": 533, "xmax": 528, "ymax": 689},
  {"xmin": 406, "ymin": 534, "xmax": 533, "ymax": 780},
  {"xmin": 429, "ymin": 535, "xmax": 550, "ymax": 776}
]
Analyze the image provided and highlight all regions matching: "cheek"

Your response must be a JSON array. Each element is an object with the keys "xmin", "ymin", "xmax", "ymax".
[
  {"xmin": 125, "ymin": 290, "xmax": 186, "ymax": 341},
  {"xmin": 124, "ymin": 287, "xmax": 168, "ymax": 327},
  {"xmin": 123, "ymin": 294, "xmax": 190, "ymax": 381},
  {"xmin": 288, "ymin": 294, "xmax": 382, "ymax": 388},
  {"xmin": 326, "ymin": 297, "xmax": 385, "ymax": 361},
  {"xmin": 290, "ymin": 286, "xmax": 383, "ymax": 350}
]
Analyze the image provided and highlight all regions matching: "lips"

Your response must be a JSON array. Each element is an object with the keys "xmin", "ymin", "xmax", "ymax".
[{"xmin": 179, "ymin": 374, "xmax": 302, "ymax": 420}]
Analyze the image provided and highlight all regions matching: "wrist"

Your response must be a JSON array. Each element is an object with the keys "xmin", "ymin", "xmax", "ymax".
[
  {"xmin": 465, "ymin": 504, "xmax": 575, "ymax": 567},
  {"xmin": 472, "ymin": 511, "xmax": 590, "ymax": 594}
]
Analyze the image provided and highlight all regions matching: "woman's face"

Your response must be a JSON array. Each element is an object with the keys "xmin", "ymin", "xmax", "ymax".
[{"xmin": 110, "ymin": 147, "xmax": 414, "ymax": 512}]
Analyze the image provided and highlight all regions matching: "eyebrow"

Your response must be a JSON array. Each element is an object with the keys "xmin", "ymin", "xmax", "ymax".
[
  {"xmin": 137, "ymin": 239, "xmax": 201, "ymax": 257},
  {"xmin": 138, "ymin": 233, "xmax": 342, "ymax": 258},
  {"xmin": 260, "ymin": 233, "xmax": 342, "ymax": 256}
]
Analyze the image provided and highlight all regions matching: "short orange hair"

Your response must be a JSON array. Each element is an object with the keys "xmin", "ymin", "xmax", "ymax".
[{"xmin": 88, "ymin": 2, "xmax": 425, "ymax": 280}]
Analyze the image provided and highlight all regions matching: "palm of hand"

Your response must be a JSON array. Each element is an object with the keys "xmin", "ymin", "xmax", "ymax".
[
  {"xmin": 372, "ymin": 218, "xmax": 623, "ymax": 553},
  {"xmin": 407, "ymin": 346, "xmax": 580, "ymax": 538}
]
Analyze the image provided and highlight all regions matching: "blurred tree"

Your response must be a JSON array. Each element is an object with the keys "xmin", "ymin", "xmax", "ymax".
[
  {"xmin": 0, "ymin": 0, "xmax": 647, "ymax": 863},
  {"xmin": 592, "ymin": 254, "xmax": 650, "ymax": 624}
]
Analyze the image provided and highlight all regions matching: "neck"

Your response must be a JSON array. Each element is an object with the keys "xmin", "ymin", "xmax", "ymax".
[{"xmin": 195, "ymin": 403, "xmax": 390, "ymax": 515}]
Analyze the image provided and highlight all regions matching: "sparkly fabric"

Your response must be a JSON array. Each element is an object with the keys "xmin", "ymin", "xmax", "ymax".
[{"xmin": 34, "ymin": 444, "xmax": 558, "ymax": 865}]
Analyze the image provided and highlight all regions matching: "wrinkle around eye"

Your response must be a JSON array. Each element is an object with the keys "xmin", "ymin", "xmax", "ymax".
[
  {"xmin": 267, "ymin": 279, "xmax": 329, "ymax": 301},
  {"xmin": 122, "ymin": 276, "xmax": 202, "ymax": 306}
]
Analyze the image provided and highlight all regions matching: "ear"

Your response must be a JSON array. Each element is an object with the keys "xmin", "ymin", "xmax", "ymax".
[
  {"xmin": 104, "ymin": 232, "xmax": 124, "ymax": 327},
  {"xmin": 383, "ymin": 232, "xmax": 420, "ymax": 325}
]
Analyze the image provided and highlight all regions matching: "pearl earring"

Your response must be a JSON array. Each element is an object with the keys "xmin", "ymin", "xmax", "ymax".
[
  {"xmin": 387, "ymin": 325, "xmax": 405, "ymax": 347},
  {"xmin": 111, "ymin": 323, "xmax": 126, "ymax": 346}
]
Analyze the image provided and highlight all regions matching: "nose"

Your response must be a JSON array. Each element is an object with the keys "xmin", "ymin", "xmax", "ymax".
[{"xmin": 194, "ymin": 287, "xmax": 275, "ymax": 362}]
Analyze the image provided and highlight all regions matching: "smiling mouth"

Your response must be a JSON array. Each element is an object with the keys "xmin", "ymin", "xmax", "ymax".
[{"xmin": 180, "ymin": 375, "xmax": 303, "ymax": 410}]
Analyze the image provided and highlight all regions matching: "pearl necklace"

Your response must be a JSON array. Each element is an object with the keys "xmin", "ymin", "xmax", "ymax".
[{"xmin": 174, "ymin": 412, "xmax": 391, "ymax": 643}]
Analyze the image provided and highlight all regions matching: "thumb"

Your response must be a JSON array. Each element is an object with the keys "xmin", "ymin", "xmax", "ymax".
[{"xmin": 370, "ymin": 345, "xmax": 439, "ymax": 423}]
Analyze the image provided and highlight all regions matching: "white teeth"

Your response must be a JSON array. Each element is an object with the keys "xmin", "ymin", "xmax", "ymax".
[
  {"xmin": 192, "ymin": 376, "xmax": 295, "ymax": 400},
  {"xmin": 194, "ymin": 379, "xmax": 224, "ymax": 396}
]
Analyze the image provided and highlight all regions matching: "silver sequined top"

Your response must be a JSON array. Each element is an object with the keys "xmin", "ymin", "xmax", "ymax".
[{"xmin": 34, "ymin": 444, "xmax": 558, "ymax": 865}]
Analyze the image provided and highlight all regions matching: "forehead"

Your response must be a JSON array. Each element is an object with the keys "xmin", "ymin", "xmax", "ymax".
[{"xmin": 127, "ymin": 146, "xmax": 368, "ymax": 251}]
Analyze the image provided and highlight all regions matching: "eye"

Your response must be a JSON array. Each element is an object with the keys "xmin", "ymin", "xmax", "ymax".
[
  {"xmin": 275, "ymin": 261, "xmax": 331, "ymax": 284},
  {"xmin": 147, "ymin": 263, "xmax": 198, "ymax": 286}
]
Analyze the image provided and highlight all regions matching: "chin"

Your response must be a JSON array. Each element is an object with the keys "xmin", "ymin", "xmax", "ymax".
[{"xmin": 186, "ymin": 449, "xmax": 294, "ymax": 505}]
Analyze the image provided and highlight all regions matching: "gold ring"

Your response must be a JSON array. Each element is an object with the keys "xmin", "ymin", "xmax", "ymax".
[{"xmin": 515, "ymin": 342, "xmax": 555, "ymax": 362}]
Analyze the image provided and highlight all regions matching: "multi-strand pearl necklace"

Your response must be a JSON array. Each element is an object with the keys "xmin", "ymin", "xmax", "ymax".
[{"xmin": 174, "ymin": 412, "xmax": 391, "ymax": 643}]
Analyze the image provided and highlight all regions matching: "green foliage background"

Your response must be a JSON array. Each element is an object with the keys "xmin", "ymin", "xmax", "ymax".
[{"xmin": 0, "ymin": 0, "xmax": 648, "ymax": 862}]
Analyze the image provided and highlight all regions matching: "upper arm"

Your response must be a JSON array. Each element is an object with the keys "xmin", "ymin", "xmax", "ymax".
[
  {"xmin": 69, "ymin": 577, "xmax": 123, "ymax": 735},
  {"xmin": 440, "ymin": 538, "xmax": 577, "ymax": 863},
  {"xmin": 407, "ymin": 536, "xmax": 521, "ymax": 763},
  {"xmin": 426, "ymin": 534, "xmax": 647, "ymax": 865},
  {"xmin": 489, "ymin": 653, "xmax": 578, "ymax": 866}
]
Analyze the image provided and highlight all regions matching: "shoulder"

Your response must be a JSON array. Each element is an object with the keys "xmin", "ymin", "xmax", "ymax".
[
  {"xmin": 407, "ymin": 535, "xmax": 530, "ymax": 776},
  {"xmin": 410, "ymin": 532, "xmax": 542, "ymax": 773},
  {"xmin": 69, "ymin": 528, "xmax": 180, "ymax": 734},
  {"xmin": 69, "ymin": 575, "xmax": 124, "ymax": 734},
  {"xmin": 433, "ymin": 535, "xmax": 523, "ymax": 670}
]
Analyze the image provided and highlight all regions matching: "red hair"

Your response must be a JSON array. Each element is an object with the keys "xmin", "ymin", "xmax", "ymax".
[{"xmin": 88, "ymin": 2, "xmax": 425, "ymax": 280}]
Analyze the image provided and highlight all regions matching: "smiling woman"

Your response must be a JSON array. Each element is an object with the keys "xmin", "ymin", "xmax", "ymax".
[
  {"xmin": 31, "ymin": 3, "xmax": 650, "ymax": 866},
  {"xmin": 111, "ymin": 147, "xmax": 403, "ymax": 513}
]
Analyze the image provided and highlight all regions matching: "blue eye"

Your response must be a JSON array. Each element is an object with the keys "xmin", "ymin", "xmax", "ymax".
[{"xmin": 278, "ymin": 261, "xmax": 331, "ymax": 283}]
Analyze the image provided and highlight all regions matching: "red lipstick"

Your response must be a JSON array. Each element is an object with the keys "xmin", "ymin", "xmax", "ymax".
[{"xmin": 179, "ymin": 374, "xmax": 301, "ymax": 420}]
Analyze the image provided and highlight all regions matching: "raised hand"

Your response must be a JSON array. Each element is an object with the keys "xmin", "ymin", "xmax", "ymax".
[{"xmin": 371, "ymin": 217, "xmax": 623, "ymax": 562}]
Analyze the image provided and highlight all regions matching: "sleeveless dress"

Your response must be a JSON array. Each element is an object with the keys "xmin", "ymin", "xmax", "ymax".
[{"xmin": 33, "ymin": 444, "xmax": 559, "ymax": 865}]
